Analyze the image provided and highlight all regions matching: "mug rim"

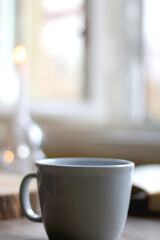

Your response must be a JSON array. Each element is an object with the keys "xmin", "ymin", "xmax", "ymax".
[{"xmin": 35, "ymin": 158, "xmax": 134, "ymax": 168}]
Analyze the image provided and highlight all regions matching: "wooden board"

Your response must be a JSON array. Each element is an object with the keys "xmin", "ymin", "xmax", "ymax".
[{"xmin": 0, "ymin": 173, "xmax": 39, "ymax": 220}]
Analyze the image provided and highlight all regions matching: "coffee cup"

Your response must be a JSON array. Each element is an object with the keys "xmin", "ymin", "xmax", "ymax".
[{"xmin": 19, "ymin": 158, "xmax": 134, "ymax": 240}]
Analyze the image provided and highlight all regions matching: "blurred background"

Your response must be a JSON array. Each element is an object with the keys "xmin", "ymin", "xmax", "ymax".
[{"xmin": 0, "ymin": 0, "xmax": 160, "ymax": 174}]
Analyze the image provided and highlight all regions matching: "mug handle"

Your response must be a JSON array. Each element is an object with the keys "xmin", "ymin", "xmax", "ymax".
[{"xmin": 19, "ymin": 173, "xmax": 42, "ymax": 222}]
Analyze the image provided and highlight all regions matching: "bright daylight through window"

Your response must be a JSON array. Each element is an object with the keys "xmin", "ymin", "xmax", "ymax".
[
  {"xmin": 0, "ymin": 0, "xmax": 160, "ymax": 127},
  {"xmin": 31, "ymin": 0, "xmax": 85, "ymax": 101}
]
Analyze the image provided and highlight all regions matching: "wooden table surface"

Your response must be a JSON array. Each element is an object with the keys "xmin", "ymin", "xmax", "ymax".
[{"xmin": 0, "ymin": 216, "xmax": 159, "ymax": 240}]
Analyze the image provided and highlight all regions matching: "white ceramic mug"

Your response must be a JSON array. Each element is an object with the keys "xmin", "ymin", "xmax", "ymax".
[{"xmin": 19, "ymin": 158, "xmax": 134, "ymax": 240}]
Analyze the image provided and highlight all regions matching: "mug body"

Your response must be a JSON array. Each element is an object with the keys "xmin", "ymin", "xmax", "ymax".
[{"xmin": 36, "ymin": 158, "xmax": 134, "ymax": 240}]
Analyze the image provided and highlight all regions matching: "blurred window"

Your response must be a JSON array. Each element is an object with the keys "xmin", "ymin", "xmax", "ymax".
[
  {"xmin": 122, "ymin": 0, "xmax": 160, "ymax": 125},
  {"xmin": 143, "ymin": 0, "xmax": 160, "ymax": 123},
  {"xmin": 0, "ymin": 0, "xmax": 160, "ymax": 127},
  {"xmin": 31, "ymin": 0, "xmax": 85, "ymax": 101}
]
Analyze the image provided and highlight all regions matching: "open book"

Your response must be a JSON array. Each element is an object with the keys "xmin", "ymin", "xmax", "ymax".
[{"xmin": 129, "ymin": 164, "xmax": 160, "ymax": 215}]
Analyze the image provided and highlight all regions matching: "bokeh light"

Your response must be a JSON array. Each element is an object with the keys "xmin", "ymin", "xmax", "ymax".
[
  {"xmin": 3, "ymin": 150, "xmax": 14, "ymax": 163},
  {"xmin": 13, "ymin": 45, "xmax": 27, "ymax": 64},
  {"xmin": 17, "ymin": 144, "xmax": 30, "ymax": 159}
]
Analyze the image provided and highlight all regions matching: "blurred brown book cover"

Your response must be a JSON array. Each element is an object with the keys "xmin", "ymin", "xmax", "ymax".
[{"xmin": 129, "ymin": 164, "xmax": 160, "ymax": 215}]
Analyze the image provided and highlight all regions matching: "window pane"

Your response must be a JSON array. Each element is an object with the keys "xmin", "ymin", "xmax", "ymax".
[
  {"xmin": 122, "ymin": 0, "xmax": 145, "ymax": 123},
  {"xmin": 143, "ymin": 0, "xmax": 160, "ymax": 123},
  {"xmin": 123, "ymin": 0, "xmax": 160, "ymax": 125},
  {"xmin": 30, "ymin": 0, "xmax": 86, "ymax": 100},
  {"xmin": 0, "ymin": 0, "xmax": 19, "ymax": 105}
]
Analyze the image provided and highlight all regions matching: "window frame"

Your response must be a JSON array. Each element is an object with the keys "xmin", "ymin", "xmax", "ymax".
[
  {"xmin": 0, "ymin": 0, "xmax": 111, "ymax": 125},
  {"xmin": 29, "ymin": 0, "xmax": 110, "ymax": 125}
]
